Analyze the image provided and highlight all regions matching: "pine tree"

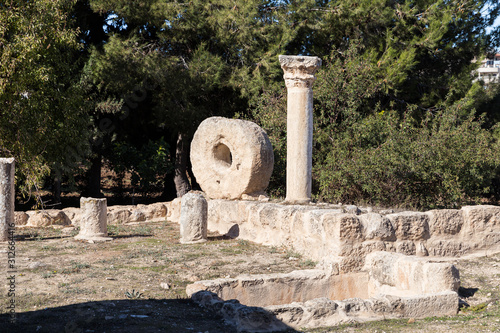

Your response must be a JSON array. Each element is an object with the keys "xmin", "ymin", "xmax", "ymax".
[{"xmin": 85, "ymin": 0, "xmax": 308, "ymax": 197}]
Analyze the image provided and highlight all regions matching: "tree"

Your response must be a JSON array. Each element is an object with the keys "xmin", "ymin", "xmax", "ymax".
[
  {"xmin": 252, "ymin": 0, "xmax": 500, "ymax": 207},
  {"xmin": 84, "ymin": 0, "xmax": 309, "ymax": 197},
  {"xmin": 0, "ymin": 0, "xmax": 90, "ymax": 205}
]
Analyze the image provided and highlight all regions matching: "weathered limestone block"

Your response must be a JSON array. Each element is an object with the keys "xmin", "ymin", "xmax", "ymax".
[
  {"xmin": 344, "ymin": 205, "xmax": 361, "ymax": 215},
  {"xmin": 339, "ymin": 241, "xmax": 386, "ymax": 273},
  {"xmin": 426, "ymin": 209, "xmax": 464, "ymax": 235},
  {"xmin": 187, "ymin": 269, "xmax": 369, "ymax": 308},
  {"xmin": 415, "ymin": 241, "xmax": 429, "ymax": 257},
  {"xmin": 279, "ymin": 55, "xmax": 321, "ymax": 203},
  {"xmin": 302, "ymin": 210, "xmax": 326, "ymax": 241},
  {"xmin": 461, "ymin": 205, "xmax": 500, "ymax": 234},
  {"xmin": 107, "ymin": 206, "xmax": 132, "ymax": 224},
  {"xmin": 14, "ymin": 212, "xmax": 29, "ymax": 226},
  {"xmin": 396, "ymin": 240, "xmax": 416, "ymax": 256},
  {"xmin": 62, "ymin": 207, "xmax": 82, "ymax": 226},
  {"xmin": 279, "ymin": 205, "xmax": 315, "ymax": 235},
  {"xmin": 75, "ymin": 197, "xmax": 112, "ymax": 242},
  {"xmin": 397, "ymin": 291, "xmax": 459, "ymax": 318},
  {"xmin": 207, "ymin": 199, "xmax": 248, "ymax": 237},
  {"xmin": 190, "ymin": 117, "xmax": 274, "ymax": 200},
  {"xmin": 180, "ymin": 192, "xmax": 207, "ymax": 244},
  {"xmin": 482, "ymin": 232, "xmax": 500, "ymax": 248},
  {"xmin": 144, "ymin": 202, "xmax": 168, "ymax": 220},
  {"xmin": 133, "ymin": 203, "xmax": 167, "ymax": 221},
  {"xmin": 365, "ymin": 252, "xmax": 459, "ymax": 296},
  {"xmin": 337, "ymin": 214, "xmax": 363, "ymax": 241},
  {"xmin": 130, "ymin": 209, "xmax": 146, "ymax": 222},
  {"xmin": 0, "ymin": 158, "xmax": 15, "ymax": 241},
  {"xmin": 358, "ymin": 213, "xmax": 396, "ymax": 241},
  {"xmin": 426, "ymin": 239, "xmax": 470, "ymax": 257},
  {"xmin": 386, "ymin": 212, "xmax": 430, "ymax": 240},
  {"xmin": 166, "ymin": 198, "xmax": 182, "ymax": 223},
  {"xmin": 26, "ymin": 210, "xmax": 71, "ymax": 227}
]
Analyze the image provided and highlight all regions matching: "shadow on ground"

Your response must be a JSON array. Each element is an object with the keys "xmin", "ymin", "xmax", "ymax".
[{"xmin": 1, "ymin": 298, "xmax": 299, "ymax": 333}]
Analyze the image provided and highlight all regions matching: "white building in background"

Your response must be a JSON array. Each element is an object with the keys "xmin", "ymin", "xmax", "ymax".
[{"xmin": 475, "ymin": 53, "xmax": 500, "ymax": 84}]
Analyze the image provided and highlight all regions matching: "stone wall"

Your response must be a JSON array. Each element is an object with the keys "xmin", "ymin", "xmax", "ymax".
[
  {"xmin": 170, "ymin": 199, "xmax": 500, "ymax": 272},
  {"xmin": 14, "ymin": 202, "xmax": 170, "ymax": 228}
]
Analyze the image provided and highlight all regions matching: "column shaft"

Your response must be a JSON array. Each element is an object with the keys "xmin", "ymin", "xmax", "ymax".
[
  {"xmin": 0, "ymin": 158, "xmax": 15, "ymax": 242},
  {"xmin": 279, "ymin": 55, "xmax": 321, "ymax": 203},
  {"xmin": 286, "ymin": 87, "xmax": 313, "ymax": 202}
]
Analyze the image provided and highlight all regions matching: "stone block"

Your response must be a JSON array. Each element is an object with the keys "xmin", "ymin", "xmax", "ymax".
[
  {"xmin": 386, "ymin": 212, "xmax": 430, "ymax": 240},
  {"xmin": 62, "ymin": 207, "xmax": 82, "ymax": 226},
  {"xmin": 168, "ymin": 197, "xmax": 182, "ymax": 223},
  {"xmin": 27, "ymin": 210, "xmax": 71, "ymax": 227},
  {"xmin": 426, "ymin": 209, "xmax": 463, "ymax": 235},
  {"xmin": 426, "ymin": 239, "xmax": 470, "ymax": 257},
  {"xmin": 398, "ymin": 291, "xmax": 459, "ymax": 318},
  {"xmin": 364, "ymin": 252, "xmax": 459, "ymax": 295},
  {"xmin": 461, "ymin": 205, "xmax": 500, "ymax": 234},
  {"xmin": 344, "ymin": 205, "xmax": 361, "ymax": 215},
  {"xmin": 396, "ymin": 240, "xmax": 416, "ymax": 255},
  {"xmin": 359, "ymin": 213, "xmax": 396, "ymax": 241},
  {"xmin": 107, "ymin": 207, "xmax": 132, "ymax": 225},
  {"xmin": 136, "ymin": 203, "xmax": 167, "ymax": 220},
  {"xmin": 130, "ymin": 209, "xmax": 146, "ymax": 222},
  {"xmin": 14, "ymin": 212, "xmax": 29, "ymax": 226}
]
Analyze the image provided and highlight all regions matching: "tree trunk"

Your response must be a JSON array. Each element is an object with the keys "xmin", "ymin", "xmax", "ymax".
[
  {"xmin": 187, "ymin": 157, "xmax": 200, "ymax": 191},
  {"xmin": 52, "ymin": 174, "xmax": 61, "ymax": 206},
  {"xmin": 84, "ymin": 154, "xmax": 103, "ymax": 198},
  {"xmin": 173, "ymin": 132, "xmax": 191, "ymax": 197}
]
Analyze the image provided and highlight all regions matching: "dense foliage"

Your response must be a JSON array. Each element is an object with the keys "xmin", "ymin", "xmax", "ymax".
[
  {"xmin": 1, "ymin": 0, "xmax": 500, "ymax": 208},
  {"xmin": 0, "ymin": 0, "xmax": 90, "ymax": 203}
]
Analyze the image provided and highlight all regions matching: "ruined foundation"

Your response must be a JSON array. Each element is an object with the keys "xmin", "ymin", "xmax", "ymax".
[
  {"xmin": 187, "ymin": 251, "xmax": 459, "ymax": 331},
  {"xmin": 172, "ymin": 199, "xmax": 500, "ymax": 331}
]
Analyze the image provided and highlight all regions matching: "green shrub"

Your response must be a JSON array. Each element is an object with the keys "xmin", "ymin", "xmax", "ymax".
[{"xmin": 314, "ymin": 104, "xmax": 500, "ymax": 209}]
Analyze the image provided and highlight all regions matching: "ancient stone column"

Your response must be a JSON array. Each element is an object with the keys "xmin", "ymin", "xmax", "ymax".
[
  {"xmin": 75, "ymin": 197, "xmax": 112, "ymax": 242},
  {"xmin": 180, "ymin": 192, "xmax": 207, "ymax": 244},
  {"xmin": 279, "ymin": 55, "xmax": 321, "ymax": 203},
  {"xmin": 0, "ymin": 158, "xmax": 15, "ymax": 242}
]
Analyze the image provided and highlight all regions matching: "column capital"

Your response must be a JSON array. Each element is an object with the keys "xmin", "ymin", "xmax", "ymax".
[{"xmin": 279, "ymin": 55, "xmax": 322, "ymax": 88}]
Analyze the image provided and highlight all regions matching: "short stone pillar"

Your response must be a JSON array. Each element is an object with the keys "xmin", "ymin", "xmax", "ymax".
[
  {"xmin": 75, "ymin": 197, "xmax": 112, "ymax": 242},
  {"xmin": 180, "ymin": 192, "xmax": 207, "ymax": 244},
  {"xmin": 0, "ymin": 158, "xmax": 15, "ymax": 242},
  {"xmin": 279, "ymin": 55, "xmax": 321, "ymax": 204}
]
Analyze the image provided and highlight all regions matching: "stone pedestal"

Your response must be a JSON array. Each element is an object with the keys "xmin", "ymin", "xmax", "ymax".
[
  {"xmin": 75, "ymin": 197, "xmax": 112, "ymax": 242},
  {"xmin": 0, "ymin": 158, "xmax": 15, "ymax": 242},
  {"xmin": 180, "ymin": 192, "xmax": 208, "ymax": 244},
  {"xmin": 279, "ymin": 55, "xmax": 321, "ymax": 204}
]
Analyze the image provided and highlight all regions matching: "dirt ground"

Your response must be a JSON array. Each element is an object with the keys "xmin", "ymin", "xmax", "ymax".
[{"xmin": 1, "ymin": 219, "xmax": 500, "ymax": 333}]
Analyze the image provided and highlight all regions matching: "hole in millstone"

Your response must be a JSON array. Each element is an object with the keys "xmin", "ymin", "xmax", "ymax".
[{"xmin": 213, "ymin": 143, "xmax": 232, "ymax": 167}]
